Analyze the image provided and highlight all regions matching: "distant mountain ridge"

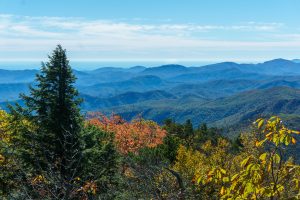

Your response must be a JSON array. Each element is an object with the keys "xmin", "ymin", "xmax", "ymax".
[
  {"xmin": 2, "ymin": 58, "xmax": 300, "ymax": 135},
  {"xmin": 292, "ymin": 59, "xmax": 300, "ymax": 63},
  {"xmin": 1, "ymin": 58, "xmax": 300, "ymax": 83},
  {"xmin": 78, "ymin": 75, "xmax": 168, "ymax": 97},
  {"xmin": 140, "ymin": 64, "xmax": 190, "ymax": 78},
  {"xmin": 82, "ymin": 90, "xmax": 176, "ymax": 111},
  {"xmin": 103, "ymin": 87, "xmax": 300, "ymax": 136},
  {"xmin": 0, "ymin": 69, "xmax": 37, "ymax": 83}
]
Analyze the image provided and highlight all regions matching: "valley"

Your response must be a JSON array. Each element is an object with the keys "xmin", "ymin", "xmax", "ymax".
[{"xmin": 1, "ymin": 58, "xmax": 300, "ymax": 136}]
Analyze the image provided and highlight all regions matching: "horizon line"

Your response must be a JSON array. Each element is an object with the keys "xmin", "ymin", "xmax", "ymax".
[{"xmin": 0, "ymin": 58, "xmax": 298, "ymax": 71}]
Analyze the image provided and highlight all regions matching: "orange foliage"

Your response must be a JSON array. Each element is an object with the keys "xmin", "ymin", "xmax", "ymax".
[{"xmin": 88, "ymin": 113, "xmax": 166, "ymax": 154}]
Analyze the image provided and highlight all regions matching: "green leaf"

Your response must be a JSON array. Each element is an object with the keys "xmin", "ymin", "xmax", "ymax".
[
  {"xmin": 241, "ymin": 156, "xmax": 251, "ymax": 168},
  {"xmin": 222, "ymin": 177, "xmax": 230, "ymax": 182},
  {"xmin": 220, "ymin": 168, "xmax": 227, "ymax": 175},
  {"xmin": 259, "ymin": 153, "xmax": 268, "ymax": 162},
  {"xmin": 257, "ymin": 119, "xmax": 264, "ymax": 129},
  {"xmin": 273, "ymin": 153, "xmax": 281, "ymax": 164},
  {"xmin": 245, "ymin": 182, "xmax": 255, "ymax": 194},
  {"xmin": 231, "ymin": 174, "xmax": 239, "ymax": 181}
]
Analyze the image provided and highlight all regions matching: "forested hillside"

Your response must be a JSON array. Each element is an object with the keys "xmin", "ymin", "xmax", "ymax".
[
  {"xmin": 1, "ymin": 46, "xmax": 300, "ymax": 199},
  {"xmin": 2, "ymin": 58, "xmax": 300, "ymax": 133}
]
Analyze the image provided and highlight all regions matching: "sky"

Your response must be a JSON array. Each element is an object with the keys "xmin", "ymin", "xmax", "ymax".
[{"xmin": 0, "ymin": 0, "xmax": 300, "ymax": 69}]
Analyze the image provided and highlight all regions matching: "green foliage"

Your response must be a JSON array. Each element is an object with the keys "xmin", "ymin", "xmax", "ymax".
[
  {"xmin": 2, "ymin": 46, "xmax": 78, "ymax": 198},
  {"xmin": 0, "ymin": 110, "xmax": 15, "ymax": 196},
  {"xmin": 163, "ymin": 119, "xmax": 223, "ymax": 150},
  {"xmin": 199, "ymin": 116, "xmax": 300, "ymax": 199},
  {"xmin": 104, "ymin": 87, "xmax": 300, "ymax": 139},
  {"xmin": 2, "ymin": 45, "xmax": 121, "ymax": 199},
  {"xmin": 21, "ymin": 46, "xmax": 80, "ymax": 162},
  {"xmin": 80, "ymin": 124, "xmax": 120, "ymax": 199},
  {"xmin": 159, "ymin": 133, "xmax": 181, "ymax": 163},
  {"xmin": 0, "ymin": 108, "xmax": 37, "ymax": 198}
]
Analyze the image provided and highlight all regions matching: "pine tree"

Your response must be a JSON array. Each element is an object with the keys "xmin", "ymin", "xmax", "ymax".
[
  {"xmin": 183, "ymin": 119, "xmax": 193, "ymax": 137},
  {"xmin": 21, "ymin": 45, "xmax": 83, "ymax": 198},
  {"xmin": 183, "ymin": 119, "xmax": 194, "ymax": 146}
]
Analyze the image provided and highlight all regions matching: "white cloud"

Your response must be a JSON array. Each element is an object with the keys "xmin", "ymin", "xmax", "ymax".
[
  {"xmin": 272, "ymin": 33, "xmax": 300, "ymax": 41},
  {"xmin": 0, "ymin": 14, "xmax": 298, "ymax": 61}
]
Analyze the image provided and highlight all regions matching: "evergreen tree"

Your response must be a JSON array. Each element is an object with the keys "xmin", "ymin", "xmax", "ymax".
[
  {"xmin": 20, "ymin": 45, "xmax": 83, "ymax": 198},
  {"xmin": 183, "ymin": 119, "xmax": 194, "ymax": 146},
  {"xmin": 183, "ymin": 119, "xmax": 194, "ymax": 137},
  {"xmin": 80, "ymin": 124, "xmax": 120, "ymax": 199},
  {"xmin": 199, "ymin": 123, "xmax": 208, "ymax": 133}
]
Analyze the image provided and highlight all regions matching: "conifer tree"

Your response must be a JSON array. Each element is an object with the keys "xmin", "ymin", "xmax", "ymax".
[
  {"xmin": 21, "ymin": 45, "xmax": 83, "ymax": 198},
  {"xmin": 184, "ymin": 119, "xmax": 194, "ymax": 146},
  {"xmin": 184, "ymin": 119, "xmax": 194, "ymax": 137}
]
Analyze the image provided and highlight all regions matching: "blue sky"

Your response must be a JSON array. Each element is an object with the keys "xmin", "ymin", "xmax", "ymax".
[{"xmin": 0, "ymin": 0, "xmax": 300, "ymax": 68}]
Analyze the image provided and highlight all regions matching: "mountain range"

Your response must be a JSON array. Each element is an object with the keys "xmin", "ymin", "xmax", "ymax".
[{"xmin": 1, "ymin": 58, "xmax": 300, "ymax": 138}]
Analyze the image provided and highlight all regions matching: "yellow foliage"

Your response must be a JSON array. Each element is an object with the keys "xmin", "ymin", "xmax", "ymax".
[
  {"xmin": 173, "ymin": 138, "xmax": 235, "ymax": 186},
  {"xmin": 0, "ymin": 110, "xmax": 11, "ymax": 143},
  {"xmin": 0, "ymin": 153, "xmax": 5, "ymax": 164},
  {"xmin": 31, "ymin": 175, "xmax": 47, "ymax": 185},
  {"xmin": 199, "ymin": 116, "xmax": 300, "ymax": 199},
  {"xmin": 173, "ymin": 145, "xmax": 206, "ymax": 180},
  {"xmin": 0, "ymin": 109, "xmax": 35, "ymax": 146},
  {"xmin": 255, "ymin": 116, "xmax": 300, "ymax": 147},
  {"xmin": 0, "ymin": 110, "xmax": 11, "ymax": 169}
]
